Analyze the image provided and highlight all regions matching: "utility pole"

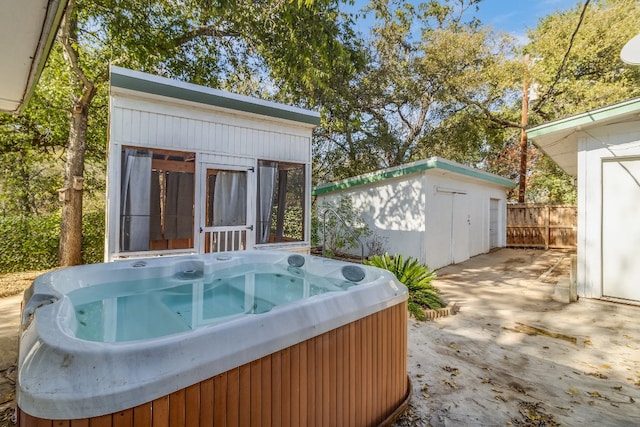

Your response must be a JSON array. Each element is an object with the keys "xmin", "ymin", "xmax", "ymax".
[{"xmin": 518, "ymin": 54, "xmax": 530, "ymax": 203}]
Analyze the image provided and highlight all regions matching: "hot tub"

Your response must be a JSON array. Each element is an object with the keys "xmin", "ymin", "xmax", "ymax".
[{"xmin": 18, "ymin": 250, "xmax": 409, "ymax": 426}]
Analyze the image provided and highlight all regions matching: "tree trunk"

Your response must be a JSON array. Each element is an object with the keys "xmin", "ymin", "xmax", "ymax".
[
  {"xmin": 58, "ymin": 0, "xmax": 97, "ymax": 266},
  {"xmin": 58, "ymin": 95, "xmax": 92, "ymax": 266}
]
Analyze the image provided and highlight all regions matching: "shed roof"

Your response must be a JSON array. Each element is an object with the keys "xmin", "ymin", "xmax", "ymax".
[
  {"xmin": 110, "ymin": 66, "xmax": 320, "ymax": 127},
  {"xmin": 527, "ymin": 97, "xmax": 640, "ymax": 177},
  {"xmin": 312, "ymin": 157, "xmax": 516, "ymax": 196},
  {"xmin": 0, "ymin": 0, "xmax": 68, "ymax": 113}
]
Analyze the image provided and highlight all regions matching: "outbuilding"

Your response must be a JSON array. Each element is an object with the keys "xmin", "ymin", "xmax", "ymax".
[
  {"xmin": 528, "ymin": 97, "xmax": 640, "ymax": 304},
  {"xmin": 105, "ymin": 66, "xmax": 319, "ymax": 261},
  {"xmin": 313, "ymin": 157, "xmax": 515, "ymax": 269}
]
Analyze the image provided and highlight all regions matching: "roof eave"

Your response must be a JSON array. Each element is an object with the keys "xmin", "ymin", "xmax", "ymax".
[
  {"xmin": 313, "ymin": 157, "xmax": 516, "ymax": 196},
  {"xmin": 528, "ymin": 97, "xmax": 640, "ymax": 177},
  {"xmin": 0, "ymin": 0, "xmax": 68, "ymax": 114},
  {"xmin": 109, "ymin": 66, "xmax": 321, "ymax": 127},
  {"xmin": 528, "ymin": 97, "xmax": 640, "ymax": 139}
]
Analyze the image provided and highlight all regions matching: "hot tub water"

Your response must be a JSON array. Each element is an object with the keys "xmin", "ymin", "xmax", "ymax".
[{"xmin": 71, "ymin": 263, "xmax": 356, "ymax": 342}]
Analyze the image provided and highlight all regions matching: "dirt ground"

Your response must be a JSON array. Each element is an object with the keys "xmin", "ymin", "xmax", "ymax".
[
  {"xmin": 395, "ymin": 248, "xmax": 640, "ymax": 426},
  {"xmin": 2, "ymin": 250, "xmax": 640, "ymax": 426}
]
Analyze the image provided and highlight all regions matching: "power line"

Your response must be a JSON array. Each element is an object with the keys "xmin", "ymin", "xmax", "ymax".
[{"xmin": 533, "ymin": 0, "xmax": 591, "ymax": 115}]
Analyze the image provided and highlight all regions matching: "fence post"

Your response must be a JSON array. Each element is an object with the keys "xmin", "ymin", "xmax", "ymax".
[{"xmin": 545, "ymin": 205, "xmax": 550, "ymax": 250}]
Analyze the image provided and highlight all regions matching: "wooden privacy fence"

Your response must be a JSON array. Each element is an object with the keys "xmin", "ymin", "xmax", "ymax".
[{"xmin": 507, "ymin": 204, "xmax": 577, "ymax": 249}]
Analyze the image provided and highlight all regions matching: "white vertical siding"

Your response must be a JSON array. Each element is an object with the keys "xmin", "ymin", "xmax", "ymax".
[
  {"xmin": 110, "ymin": 93, "xmax": 312, "ymax": 164},
  {"xmin": 577, "ymin": 121, "xmax": 640, "ymax": 299},
  {"xmin": 316, "ymin": 169, "xmax": 509, "ymax": 270},
  {"xmin": 107, "ymin": 90, "xmax": 314, "ymax": 260}
]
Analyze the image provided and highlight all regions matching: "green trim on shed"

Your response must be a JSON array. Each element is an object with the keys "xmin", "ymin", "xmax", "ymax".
[
  {"xmin": 110, "ymin": 66, "xmax": 321, "ymax": 126},
  {"xmin": 528, "ymin": 97, "xmax": 640, "ymax": 138},
  {"xmin": 312, "ymin": 157, "xmax": 515, "ymax": 196}
]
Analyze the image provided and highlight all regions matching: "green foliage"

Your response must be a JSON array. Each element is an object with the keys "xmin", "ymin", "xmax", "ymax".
[
  {"xmin": 527, "ymin": 156, "xmax": 577, "ymax": 204},
  {"xmin": 275, "ymin": 205, "xmax": 305, "ymax": 241},
  {"xmin": 365, "ymin": 253, "xmax": 443, "ymax": 320},
  {"xmin": 526, "ymin": 0, "xmax": 640, "ymax": 123},
  {"xmin": 0, "ymin": 211, "xmax": 105, "ymax": 273},
  {"xmin": 0, "ymin": 214, "xmax": 60, "ymax": 272},
  {"xmin": 81, "ymin": 211, "xmax": 106, "ymax": 265},
  {"xmin": 0, "ymin": 149, "xmax": 63, "ymax": 216},
  {"xmin": 317, "ymin": 196, "xmax": 372, "ymax": 257},
  {"xmin": 316, "ymin": 0, "xmax": 640, "ymax": 203},
  {"xmin": 314, "ymin": 0, "xmax": 523, "ymax": 182}
]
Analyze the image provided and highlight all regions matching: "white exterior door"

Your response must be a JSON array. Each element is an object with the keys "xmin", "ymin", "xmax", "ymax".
[
  {"xmin": 433, "ymin": 190, "xmax": 470, "ymax": 267},
  {"xmin": 602, "ymin": 158, "xmax": 640, "ymax": 302},
  {"xmin": 199, "ymin": 165, "xmax": 255, "ymax": 253},
  {"xmin": 452, "ymin": 193, "xmax": 470, "ymax": 264},
  {"xmin": 489, "ymin": 198, "xmax": 500, "ymax": 249}
]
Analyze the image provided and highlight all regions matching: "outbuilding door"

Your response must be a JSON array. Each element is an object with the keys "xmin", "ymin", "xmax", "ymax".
[
  {"xmin": 200, "ymin": 165, "xmax": 255, "ymax": 253},
  {"xmin": 489, "ymin": 198, "xmax": 500, "ymax": 249},
  {"xmin": 434, "ymin": 189, "xmax": 470, "ymax": 266},
  {"xmin": 602, "ymin": 158, "xmax": 640, "ymax": 302}
]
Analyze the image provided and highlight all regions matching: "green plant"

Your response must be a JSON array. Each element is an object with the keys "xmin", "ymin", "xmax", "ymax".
[
  {"xmin": 365, "ymin": 253, "xmax": 444, "ymax": 320},
  {"xmin": 0, "ymin": 210, "xmax": 105, "ymax": 272},
  {"xmin": 81, "ymin": 211, "xmax": 105, "ymax": 264},
  {"xmin": 317, "ymin": 196, "xmax": 372, "ymax": 257},
  {"xmin": 0, "ymin": 213, "xmax": 59, "ymax": 272}
]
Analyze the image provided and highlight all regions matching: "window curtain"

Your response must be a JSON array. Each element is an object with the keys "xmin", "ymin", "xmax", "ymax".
[
  {"xmin": 213, "ymin": 171, "xmax": 246, "ymax": 226},
  {"xmin": 120, "ymin": 149, "xmax": 152, "ymax": 251},
  {"xmin": 257, "ymin": 162, "xmax": 277, "ymax": 244},
  {"xmin": 149, "ymin": 171, "xmax": 162, "ymax": 241},
  {"xmin": 164, "ymin": 171, "xmax": 195, "ymax": 239}
]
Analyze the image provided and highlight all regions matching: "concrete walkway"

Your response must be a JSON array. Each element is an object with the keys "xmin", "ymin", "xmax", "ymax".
[
  {"xmin": 0, "ymin": 295, "xmax": 20, "ymax": 370},
  {"xmin": 0, "ymin": 295, "xmax": 20, "ymax": 426},
  {"xmin": 397, "ymin": 248, "xmax": 640, "ymax": 426}
]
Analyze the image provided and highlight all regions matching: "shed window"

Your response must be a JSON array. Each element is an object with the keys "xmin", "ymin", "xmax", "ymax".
[
  {"xmin": 256, "ymin": 160, "xmax": 306, "ymax": 244},
  {"xmin": 120, "ymin": 147, "xmax": 195, "ymax": 252}
]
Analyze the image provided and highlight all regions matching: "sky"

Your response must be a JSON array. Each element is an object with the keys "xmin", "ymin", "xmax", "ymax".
[
  {"xmin": 346, "ymin": 0, "xmax": 583, "ymax": 44},
  {"xmin": 472, "ymin": 0, "xmax": 581, "ymax": 42}
]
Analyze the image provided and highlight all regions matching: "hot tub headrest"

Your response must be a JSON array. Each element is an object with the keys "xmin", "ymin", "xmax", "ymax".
[
  {"xmin": 287, "ymin": 254, "xmax": 305, "ymax": 268},
  {"xmin": 341, "ymin": 265, "xmax": 366, "ymax": 282}
]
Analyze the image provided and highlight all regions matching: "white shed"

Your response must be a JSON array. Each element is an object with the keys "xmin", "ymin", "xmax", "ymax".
[
  {"xmin": 528, "ymin": 97, "xmax": 640, "ymax": 304},
  {"xmin": 105, "ymin": 66, "xmax": 319, "ymax": 261},
  {"xmin": 313, "ymin": 157, "xmax": 515, "ymax": 269}
]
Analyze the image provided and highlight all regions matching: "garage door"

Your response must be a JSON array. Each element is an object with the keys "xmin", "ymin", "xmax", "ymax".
[{"xmin": 602, "ymin": 158, "xmax": 640, "ymax": 302}]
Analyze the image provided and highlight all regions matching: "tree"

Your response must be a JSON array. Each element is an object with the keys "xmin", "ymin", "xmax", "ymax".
[
  {"xmin": 501, "ymin": 0, "xmax": 640, "ymax": 203},
  {"xmin": 314, "ymin": 0, "xmax": 523, "ymax": 182},
  {"xmin": 527, "ymin": 0, "xmax": 640, "ymax": 123},
  {"xmin": 0, "ymin": 46, "xmax": 77, "ymax": 217},
  {"xmin": 49, "ymin": 0, "xmax": 364, "ymax": 265},
  {"xmin": 316, "ymin": 0, "xmax": 640, "ymax": 204}
]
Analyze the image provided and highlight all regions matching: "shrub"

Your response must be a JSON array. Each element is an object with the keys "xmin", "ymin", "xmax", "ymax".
[
  {"xmin": 316, "ymin": 196, "xmax": 372, "ymax": 257},
  {"xmin": 365, "ymin": 253, "xmax": 444, "ymax": 320},
  {"xmin": 0, "ymin": 210, "xmax": 105, "ymax": 272},
  {"xmin": 0, "ymin": 213, "xmax": 60, "ymax": 272},
  {"xmin": 82, "ymin": 211, "xmax": 105, "ymax": 264}
]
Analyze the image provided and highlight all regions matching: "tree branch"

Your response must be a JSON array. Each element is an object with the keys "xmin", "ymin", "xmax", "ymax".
[
  {"xmin": 462, "ymin": 96, "xmax": 523, "ymax": 129},
  {"xmin": 59, "ymin": 0, "xmax": 95, "ymax": 103},
  {"xmin": 173, "ymin": 24, "xmax": 241, "ymax": 46},
  {"xmin": 532, "ymin": 0, "xmax": 591, "ymax": 115}
]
